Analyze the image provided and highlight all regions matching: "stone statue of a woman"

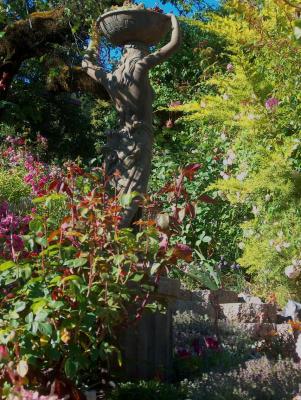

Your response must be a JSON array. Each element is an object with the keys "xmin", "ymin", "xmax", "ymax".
[{"xmin": 82, "ymin": 13, "xmax": 181, "ymax": 227}]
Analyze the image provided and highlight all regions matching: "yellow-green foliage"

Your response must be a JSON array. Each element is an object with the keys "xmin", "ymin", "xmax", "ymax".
[
  {"xmin": 183, "ymin": 0, "xmax": 301, "ymax": 304},
  {"xmin": 0, "ymin": 169, "xmax": 31, "ymax": 204}
]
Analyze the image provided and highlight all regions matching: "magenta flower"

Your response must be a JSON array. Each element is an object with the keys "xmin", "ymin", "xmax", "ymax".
[
  {"xmin": 0, "ymin": 344, "xmax": 9, "ymax": 361},
  {"xmin": 265, "ymin": 97, "xmax": 279, "ymax": 110}
]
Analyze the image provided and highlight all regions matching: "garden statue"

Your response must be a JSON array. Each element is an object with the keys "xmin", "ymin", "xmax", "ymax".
[{"xmin": 82, "ymin": 6, "xmax": 181, "ymax": 227}]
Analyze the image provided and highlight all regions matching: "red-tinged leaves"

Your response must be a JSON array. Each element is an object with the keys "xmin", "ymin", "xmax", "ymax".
[
  {"xmin": 181, "ymin": 163, "xmax": 202, "ymax": 180},
  {"xmin": 59, "ymin": 182, "xmax": 73, "ymax": 197},
  {"xmin": 199, "ymin": 194, "xmax": 218, "ymax": 204},
  {"xmin": 185, "ymin": 203, "xmax": 196, "ymax": 218},
  {"xmin": 47, "ymin": 230, "xmax": 60, "ymax": 243},
  {"xmin": 48, "ymin": 179, "xmax": 60, "ymax": 191},
  {"xmin": 170, "ymin": 243, "xmax": 193, "ymax": 263}
]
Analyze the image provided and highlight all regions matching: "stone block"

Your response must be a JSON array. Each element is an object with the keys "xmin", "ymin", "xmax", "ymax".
[
  {"xmin": 240, "ymin": 323, "xmax": 277, "ymax": 338},
  {"xmin": 156, "ymin": 277, "xmax": 181, "ymax": 298},
  {"xmin": 192, "ymin": 289, "xmax": 239, "ymax": 304},
  {"xmin": 172, "ymin": 299, "xmax": 215, "ymax": 320},
  {"xmin": 219, "ymin": 303, "xmax": 277, "ymax": 323},
  {"xmin": 276, "ymin": 323, "xmax": 294, "ymax": 341}
]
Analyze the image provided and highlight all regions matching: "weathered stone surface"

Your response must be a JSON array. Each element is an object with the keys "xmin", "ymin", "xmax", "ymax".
[
  {"xmin": 156, "ymin": 277, "xmax": 181, "ymax": 299},
  {"xmin": 219, "ymin": 303, "xmax": 277, "ymax": 323},
  {"xmin": 238, "ymin": 292, "xmax": 262, "ymax": 304},
  {"xmin": 276, "ymin": 323, "xmax": 294, "ymax": 341},
  {"xmin": 193, "ymin": 289, "xmax": 239, "ymax": 304},
  {"xmin": 172, "ymin": 300, "xmax": 215, "ymax": 320},
  {"xmin": 240, "ymin": 323, "xmax": 277, "ymax": 338},
  {"xmin": 84, "ymin": 391, "xmax": 97, "ymax": 400}
]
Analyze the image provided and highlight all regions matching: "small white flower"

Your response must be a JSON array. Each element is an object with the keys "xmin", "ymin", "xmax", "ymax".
[
  {"xmin": 252, "ymin": 205, "xmax": 260, "ymax": 216},
  {"xmin": 238, "ymin": 242, "xmax": 245, "ymax": 249},
  {"xmin": 275, "ymin": 244, "xmax": 282, "ymax": 252},
  {"xmin": 247, "ymin": 113, "xmax": 255, "ymax": 120},
  {"xmin": 236, "ymin": 171, "xmax": 248, "ymax": 181},
  {"xmin": 285, "ymin": 265, "xmax": 301, "ymax": 279},
  {"xmin": 223, "ymin": 93, "xmax": 230, "ymax": 100},
  {"xmin": 265, "ymin": 194, "xmax": 272, "ymax": 201},
  {"xmin": 200, "ymin": 101, "xmax": 206, "ymax": 108},
  {"xmin": 283, "ymin": 242, "xmax": 290, "ymax": 249},
  {"xmin": 220, "ymin": 132, "xmax": 227, "ymax": 141},
  {"xmin": 269, "ymin": 239, "xmax": 275, "ymax": 247},
  {"xmin": 220, "ymin": 171, "xmax": 230, "ymax": 180}
]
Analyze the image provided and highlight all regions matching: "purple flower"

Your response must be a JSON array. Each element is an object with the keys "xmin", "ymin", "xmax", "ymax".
[{"xmin": 265, "ymin": 97, "xmax": 279, "ymax": 110}]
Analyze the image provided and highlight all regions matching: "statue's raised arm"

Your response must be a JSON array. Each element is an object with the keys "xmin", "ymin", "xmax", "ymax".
[
  {"xmin": 140, "ymin": 14, "xmax": 181, "ymax": 69},
  {"xmin": 81, "ymin": 42, "xmax": 109, "ymax": 88}
]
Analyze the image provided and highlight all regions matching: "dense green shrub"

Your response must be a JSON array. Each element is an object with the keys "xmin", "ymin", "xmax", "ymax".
[{"xmin": 180, "ymin": 0, "xmax": 301, "ymax": 303}]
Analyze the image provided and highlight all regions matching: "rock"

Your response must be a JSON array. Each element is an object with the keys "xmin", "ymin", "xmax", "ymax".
[
  {"xmin": 173, "ymin": 300, "xmax": 215, "ymax": 320},
  {"xmin": 156, "ymin": 277, "xmax": 181, "ymax": 298},
  {"xmin": 282, "ymin": 300, "xmax": 301, "ymax": 320},
  {"xmin": 238, "ymin": 323, "xmax": 277, "ymax": 339},
  {"xmin": 238, "ymin": 292, "xmax": 262, "ymax": 304},
  {"xmin": 276, "ymin": 323, "xmax": 294, "ymax": 341},
  {"xmin": 193, "ymin": 289, "xmax": 239, "ymax": 304},
  {"xmin": 219, "ymin": 303, "xmax": 277, "ymax": 323},
  {"xmin": 84, "ymin": 391, "xmax": 97, "ymax": 400}
]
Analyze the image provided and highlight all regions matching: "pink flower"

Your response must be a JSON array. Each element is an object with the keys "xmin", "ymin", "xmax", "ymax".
[
  {"xmin": 265, "ymin": 97, "xmax": 279, "ymax": 110},
  {"xmin": 0, "ymin": 345, "xmax": 9, "ymax": 361},
  {"xmin": 37, "ymin": 133, "xmax": 48, "ymax": 148},
  {"xmin": 226, "ymin": 63, "xmax": 234, "ymax": 72}
]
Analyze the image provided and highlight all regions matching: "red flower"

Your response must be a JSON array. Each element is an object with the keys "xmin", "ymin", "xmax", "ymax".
[{"xmin": 204, "ymin": 336, "xmax": 219, "ymax": 350}]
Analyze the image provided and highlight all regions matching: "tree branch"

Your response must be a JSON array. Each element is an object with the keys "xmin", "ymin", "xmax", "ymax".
[{"xmin": 47, "ymin": 65, "xmax": 110, "ymax": 100}]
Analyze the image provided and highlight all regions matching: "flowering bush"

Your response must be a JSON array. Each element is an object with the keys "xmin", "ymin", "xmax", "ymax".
[{"xmin": 0, "ymin": 138, "xmax": 197, "ymax": 398}]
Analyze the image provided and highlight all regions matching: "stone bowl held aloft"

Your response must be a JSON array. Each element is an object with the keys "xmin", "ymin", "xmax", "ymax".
[{"xmin": 97, "ymin": 9, "xmax": 171, "ymax": 46}]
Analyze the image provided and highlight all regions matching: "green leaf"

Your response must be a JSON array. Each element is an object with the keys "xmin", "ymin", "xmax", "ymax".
[
  {"xmin": 64, "ymin": 258, "xmax": 88, "ymax": 268},
  {"xmin": 38, "ymin": 322, "xmax": 53, "ymax": 337},
  {"xmin": 119, "ymin": 191, "xmax": 141, "ymax": 207},
  {"xmin": 35, "ymin": 310, "xmax": 49, "ymax": 322},
  {"xmin": 14, "ymin": 301, "xmax": 26, "ymax": 313},
  {"xmin": 31, "ymin": 300, "xmax": 47, "ymax": 314},
  {"xmin": 0, "ymin": 261, "xmax": 15, "ymax": 272},
  {"xmin": 29, "ymin": 219, "xmax": 43, "ymax": 233},
  {"xmin": 64, "ymin": 358, "xmax": 78, "ymax": 379},
  {"xmin": 130, "ymin": 273, "xmax": 144, "ymax": 282},
  {"xmin": 150, "ymin": 263, "xmax": 161, "ymax": 275}
]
